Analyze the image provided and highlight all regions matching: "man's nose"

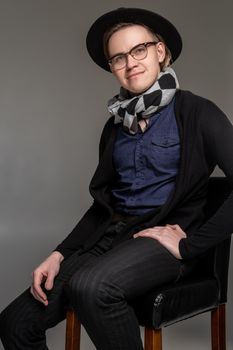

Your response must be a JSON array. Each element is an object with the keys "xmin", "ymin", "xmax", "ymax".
[{"xmin": 125, "ymin": 54, "xmax": 138, "ymax": 69}]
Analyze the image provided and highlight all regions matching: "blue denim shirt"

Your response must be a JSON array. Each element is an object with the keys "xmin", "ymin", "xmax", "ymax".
[{"xmin": 112, "ymin": 98, "xmax": 180, "ymax": 215}]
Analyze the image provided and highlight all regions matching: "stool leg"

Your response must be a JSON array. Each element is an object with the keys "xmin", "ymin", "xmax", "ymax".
[
  {"xmin": 65, "ymin": 310, "xmax": 81, "ymax": 350},
  {"xmin": 144, "ymin": 327, "xmax": 162, "ymax": 350},
  {"xmin": 211, "ymin": 304, "xmax": 226, "ymax": 350}
]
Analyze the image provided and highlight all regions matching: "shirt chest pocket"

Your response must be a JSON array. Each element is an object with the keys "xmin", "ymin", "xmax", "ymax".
[{"xmin": 150, "ymin": 136, "xmax": 180, "ymax": 172}]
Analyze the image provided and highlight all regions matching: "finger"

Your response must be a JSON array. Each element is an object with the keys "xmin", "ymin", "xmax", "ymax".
[
  {"xmin": 32, "ymin": 272, "xmax": 48, "ymax": 302},
  {"xmin": 166, "ymin": 224, "xmax": 175, "ymax": 228},
  {"xmin": 44, "ymin": 273, "xmax": 55, "ymax": 291},
  {"xmin": 166, "ymin": 224, "xmax": 180, "ymax": 230},
  {"xmin": 134, "ymin": 231, "xmax": 158, "ymax": 239},
  {"xmin": 30, "ymin": 286, "xmax": 48, "ymax": 306},
  {"xmin": 133, "ymin": 230, "xmax": 151, "ymax": 238},
  {"xmin": 134, "ymin": 227, "xmax": 164, "ymax": 238},
  {"xmin": 166, "ymin": 224, "xmax": 187, "ymax": 237},
  {"xmin": 30, "ymin": 289, "xmax": 45, "ymax": 305},
  {"xmin": 32, "ymin": 284, "xmax": 47, "ymax": 304}
]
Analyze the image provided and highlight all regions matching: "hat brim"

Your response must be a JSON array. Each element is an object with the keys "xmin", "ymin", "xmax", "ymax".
[{"xmin": 86, "ymin": 7, "xmax": 182, "ymax": 72}]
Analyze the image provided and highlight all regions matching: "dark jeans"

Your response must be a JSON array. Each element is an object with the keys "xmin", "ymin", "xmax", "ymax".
[{"xmin": 0, "ymin": 219, "xmax": 182, "ymax": 350}]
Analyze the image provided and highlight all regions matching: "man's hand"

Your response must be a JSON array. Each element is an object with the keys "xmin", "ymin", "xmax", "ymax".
[
  {"xmin": 30, "ymin": 251, "xmax": 64, "ymax": 306},
  {"xmin": 133, "ymin": 224, "xmax": 186, "ymax": 259}
]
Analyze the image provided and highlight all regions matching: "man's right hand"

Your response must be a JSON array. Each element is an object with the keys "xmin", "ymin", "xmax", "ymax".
[{"xmin": 30, "ymin": 251, "xmax": 64, "ymax": 306}]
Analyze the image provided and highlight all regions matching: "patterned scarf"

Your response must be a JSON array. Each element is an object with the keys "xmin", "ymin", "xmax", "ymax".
[{"xmin": 107, "ymin": 67, "xmax": 179, "ymax": 135}]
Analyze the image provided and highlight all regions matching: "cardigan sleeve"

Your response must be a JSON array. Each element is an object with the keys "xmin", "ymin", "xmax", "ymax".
[
  {"xmin": 179, "ymin": 99, "xmax": 233, "ymax": 259},
  {"xmin": 55, "ymin": 202, "xmax": 102, "ymax": 259},
  {"xmin": 54, "ymin": 117, "xmax": 114, "ymax": 259}
]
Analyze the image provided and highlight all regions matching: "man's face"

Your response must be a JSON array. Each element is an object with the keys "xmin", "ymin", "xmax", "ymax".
[{"xmin": 107, "ymin": 25, "xmax": 165, "ymax": 95}]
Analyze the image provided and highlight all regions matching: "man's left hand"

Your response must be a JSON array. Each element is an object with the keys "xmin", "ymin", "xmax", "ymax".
[{"xmin": 133, "ymin": 224, "xmax": 186, "ymax": 259}]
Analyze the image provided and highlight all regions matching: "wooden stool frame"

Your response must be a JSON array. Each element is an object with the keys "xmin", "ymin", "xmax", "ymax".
[{"xmin": 65, "ymin": 304, "xmax": 226, "ymax": 350}]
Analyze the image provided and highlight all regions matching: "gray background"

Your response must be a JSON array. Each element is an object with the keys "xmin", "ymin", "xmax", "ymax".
[{"xmin": 0, "ymin": 0, "xmax": 232, "ymax": 349}]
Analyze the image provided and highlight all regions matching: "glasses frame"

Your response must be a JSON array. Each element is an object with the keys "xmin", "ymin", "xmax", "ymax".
[{"xmin": 108, "ymin": 41, "xmax": 158, "ymax": 71}]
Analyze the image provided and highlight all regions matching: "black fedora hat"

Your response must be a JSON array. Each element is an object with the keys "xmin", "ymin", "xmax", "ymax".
[{"xmin": 86, "ymin": 7, "xmax": 182, "ymax": 72}]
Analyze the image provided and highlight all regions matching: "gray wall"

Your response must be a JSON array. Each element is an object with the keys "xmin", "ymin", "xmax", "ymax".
[{"xmin": 0, "ymin": 0, "xmax": 232, "ymax": 349}]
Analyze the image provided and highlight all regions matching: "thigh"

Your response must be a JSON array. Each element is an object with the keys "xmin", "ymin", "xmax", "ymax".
[{"xmin": 71, "ymin": 236, "xmax": 182, "ymax": 300}]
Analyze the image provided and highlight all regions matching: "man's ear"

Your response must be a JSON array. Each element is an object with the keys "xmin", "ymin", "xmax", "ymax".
[{"xmin": 157, "ymin": 42, "xmax": 166, "ymax": 63}]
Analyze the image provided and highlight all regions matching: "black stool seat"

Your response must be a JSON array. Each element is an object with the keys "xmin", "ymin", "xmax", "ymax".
[{"xmin": 132, "ymin": 277, "xmax": 219, "ymax": 328}]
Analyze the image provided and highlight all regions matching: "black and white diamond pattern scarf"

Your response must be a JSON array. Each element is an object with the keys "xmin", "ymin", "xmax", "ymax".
[{"xmin": 107, "ymin": 67, "xmax": 179, "ymax": 135}]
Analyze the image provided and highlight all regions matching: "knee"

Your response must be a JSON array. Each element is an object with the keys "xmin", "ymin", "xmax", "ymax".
[
  {"xmin": 68, "ymin": 268, "xmax": 123, "ymax": 309},
  {"xmin": 68, "ymin": 269, "xmax": 98, "ymax": 307}
]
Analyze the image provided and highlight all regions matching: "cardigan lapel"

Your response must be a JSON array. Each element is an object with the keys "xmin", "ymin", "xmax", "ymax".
[{"xmin": 89, "ymin": 124, "xmax": 118, "ymax": 211}]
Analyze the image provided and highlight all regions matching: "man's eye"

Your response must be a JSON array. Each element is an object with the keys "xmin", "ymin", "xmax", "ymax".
[
  {"xmin": 133, "ymin": 46, "xmax": 146, "ymax": 55},
  {"xmin": 114, "ymin": 55, "xmax": 125, "ymax": 64}
]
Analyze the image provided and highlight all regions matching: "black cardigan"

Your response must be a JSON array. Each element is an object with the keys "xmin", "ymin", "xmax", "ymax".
[{"xmin": 55, "ymin": 90, "xmax": 233, "ymax": 260}]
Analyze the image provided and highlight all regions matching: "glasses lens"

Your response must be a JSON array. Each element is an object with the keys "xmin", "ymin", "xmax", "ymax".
[
  {"xmin": 131, "ymin": 44, "xmax": 147, "ymax": 60},
  {"xmin": 109, "ymin": 43, "xmax": 153, "ymax": 70},
  {"xmin": 111, "ymin": 54, "xmax": 126, "ymax": 70}
]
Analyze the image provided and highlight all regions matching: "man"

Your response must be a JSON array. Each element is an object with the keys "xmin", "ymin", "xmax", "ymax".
[{"xmin": 1, "ymin": 7, "xmax": 233, "ymax": 350}]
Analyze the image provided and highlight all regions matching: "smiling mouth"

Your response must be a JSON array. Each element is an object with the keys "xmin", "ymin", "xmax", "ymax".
[{"xmin": 127, "ymin": 71, "xmax": 144, "ymax": 79}]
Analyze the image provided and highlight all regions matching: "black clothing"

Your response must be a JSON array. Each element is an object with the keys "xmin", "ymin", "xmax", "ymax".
[
  {"xmin": 55, "ymin": 90, "xmax": 233, "ymax": 260},
  {"xmin": 1, "ymin": 90, "xmax": 233, "ymax": 350},
  {"xmin": 0, "ymin": 221, "xmax": 181, "ymax": 350}
]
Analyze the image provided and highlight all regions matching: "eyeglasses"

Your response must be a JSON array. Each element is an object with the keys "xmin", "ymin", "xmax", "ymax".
[{"xmin": 108, "ymin": 41, "xmax": 158, "ymax": 71}]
